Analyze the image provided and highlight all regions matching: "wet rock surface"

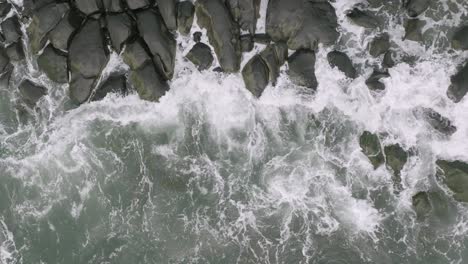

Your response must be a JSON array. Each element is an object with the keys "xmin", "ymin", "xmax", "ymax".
[
  {"xmin": 186, "ymin": 42, "xmax": 214, "ymax": 71},
  {"xmin": 369, "ymin": 33, "xmax": 390, "ymax": 57},
  {"xmin": 346, "ymin": 8, "xmax": 381, "ymax": 29},
  {"xmin": 420, "ymin": 108, "xmax": 457, "ymax": 136},
  {"xmin": 366, "ymin": 69, "xmax": 390, "ymax": 91},
  {"xmin": 448, "ymin": 61, "xmax": 468, "ymax": 103},
  {"xmin": 359, "ymin": 131, "xmax": 384, "ymax": 169},
  {"xmin": 287, "ymin": 49, "xmax": 318, "ymax": 90},
  {"xmin": 38, "ymin": 44, "xmax": 68, "ymax": 83},
  {"xmin": 327, "ymin": 51, "xmax": 357, "ymax": 79},
  {"xmin": 18, "ymin": 79, "xmax": 47, "ymax": 106},
  {"xmin": 437, "ymin": 160, "xmax": 468, "ymax": 202}
]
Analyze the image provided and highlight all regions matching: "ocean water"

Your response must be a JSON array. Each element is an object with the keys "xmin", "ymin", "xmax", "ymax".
[{"xmin": 1, "ymin": 0, "xmax": 468, "ymax": 263}]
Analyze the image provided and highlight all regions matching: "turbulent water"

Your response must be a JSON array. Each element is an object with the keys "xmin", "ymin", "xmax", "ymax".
[{"xmin": 1, "ymin": 0, "xmax": 468, "ymax": 263}]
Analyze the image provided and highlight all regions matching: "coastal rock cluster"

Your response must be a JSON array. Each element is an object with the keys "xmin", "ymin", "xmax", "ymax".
[{"xmin": 0, "ymin": 0, "xmax": 467, "ymax": 216}]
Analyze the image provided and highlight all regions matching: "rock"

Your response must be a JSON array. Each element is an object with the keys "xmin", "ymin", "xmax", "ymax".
[
  {"xmin": 448, "ymin": 61, "xmax": 468, "ymax": 103},
  {"xmin": 68, "ymin": 19, "xmax": 109, "ymax": 104},
  {"xmin": 37, "ymin": 44, "xmax": 68, "ymax": 83},
  {"xmin": 288, "ymin": 49, "xmax": 317, "ymax": 89},
  {"xmin": 76, "ymin": 0, "xmax": 99, "ymax": 15},
  {"xmin": 253, "ymin": 33, "xmax": 271, "ymax": 44},
  {"xmin": 242, "ymin": 55, "xmax": 269, "ymax": 97},
  {"xmin": 327, "ymin": 51, "xmax": 357, "ymax": 79},
  {"xmin": 359, "ymin": 131, "xmax": 384, "ymax": 169},
  {"xmin": 1, "ymin": 16, "xmax": 22, "ymax": 44},
  {"xmin": 369, "ymin": 33, "xmax": 390, "ymax": 57},
  {"xmin": 122, "ymin": 39, "xmax": 152, "ymax": 70},
  {"xmin": 47, "ymin": 11, "xmax": 76, "ymax": 51},
  {"xmin": 226, "ymin": 0, "xmax": 261, "ymax": 35},
  {"xmin": 156, "ymin": 0, "xmax": 177, "ymax": 31},
  {"xmin": 420, "ymin": 108, "xmax": 457, "ymax": 136},
  {"xmin": 0, "ymin": 2, "xmax": 11, "ymax": 17},
  {"xmin": 384, "ymin": 144, "xmax": 408, "ymax": 176},
  {"xmin": 412, "ymin": 192, "xmax": 431, "ymax": 220},
  {"xmin": 260, "ymin": 43, "xmax": 286, "ymax": 85},
  {"xmin": 240, "ymin": 34, "xmax": 254, "ymax": 52},
  {"xmin": 106, "ymin": 13, "xmax": 133, "ymax": 53},
  {"xmin": 436, "ymin": 160, "xmax": 468, "ymax": 202},
  {"xmin": 136, "ymin": 9, "xmax": 176, "ymax": 80},
  {"xmin": 27, "ymin": 2, "xmax": 69, "ymax": 54},
  {"xmin": 18, "ymin": 79, "xmax": 47, "ymax": 106},
  {"xmin": 382, "ymin": 51, "xmax": 395, "ymax": 68},
  {"xmin": 186, "ymin": 42, "xmax": 214, "ymax": 71},
  {"xmin": 0, "ymin": 47, "xmax": 10, "ymax": 73},
  {"xmin": 366, "ymin": 69, "xmax": 390, "ymax": 91},
  {"xmin": 102, "ymin": 0, "xmax": 123, "ymax": 13},
  {"xmin": 91, "ymin": 75, "xmax": 127, "ymax": 101},
  {"xmin": 196, "ymin": 0, "xmax": 241, "ymax": 72},
  {"xmin": 126, "ymin": 0, "xmax": 150, "ymax": 10},
  {"xmin": 346, "ymin": 8, "xmax": 380, "ymax": 29},
  {"xmin": 129, "ymin": 63, "xmax": 169, "ymax": 101},
  {"xmin": 5, "ymin": 42, "xmax": 24, "ymax": 61},
  {"xmin": 177, "ymin": 1, "xmax": 195, "ymax": 35},
  {"xmin": 404, "ymin": 19, "xmax": 425, "ymax": 42},
  {"xmin": 193, "ymin": 31, "xmax": 202, "ymax": 42},
  {"xmin": 405, "ymin": 0, "xmax": 429, "ymax": 18},
  {"xmin": 452, "ymin": 26, "xmax": 468, "ymax": 51},
  {"xmin": 266, "ymin": 0, "xmax": 338, "ymax": 50}
]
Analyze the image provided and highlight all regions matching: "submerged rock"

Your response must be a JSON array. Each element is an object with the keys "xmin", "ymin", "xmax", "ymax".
[
  {"xmin": 359, "ymin": 131, "xmax": 384, "ymax": 169},
  {"xmin": 37, "ymin": 44, "xmax": 68, "ymax": 83},
  {"xmin": 412, "ymin": 192, "xmax": 431, "ymax": 220},
  {"xmin": 405, "ymin": 0, "xmax": 429, "ymax": 18},
  {"xmin": 346, "ymin": 8, "xmax": 380, "ymax": 29},
  {"xmin": 91, "ymin": 75, "xmax": 127, "ymax": 101},
  {"xmin": 226, "ymin": 0, "xmax": 260, "ymax": 35},
  {"xmin": 366, "ymin": 69, "xmax": 390, "ymax": 91},
  {"xmin": 404, "ymin": 19, "xmax": 425, "ymax": 42},
  {"xmin": 156, "ymin": 0, "xmax": 177, "ymax": 31},
  {"xmin": 369, "ymin": 33, "xmax": 390, "ymax": 57},
  {"xmin": 68, "ymin": 19, "xmax": 109, "ymax": 104},
  {"xmin": 327, "ymin": 51, "xmax": 357, "ymax": 79},
  {"xmin": 177, "ymin": 1, "xmax": 195, "ymax": 35},
  {"xmin": 382, "ymin": 51, "xmax": 395, "ymax": 68},
  {"xmin": 384, "ymin": 144, "xmax": 408, "ymax": 177},
  {"xmin": 448, "ymin": 61, "xmax": 468, "ymax": 103},
  {"xmin": 136, "ymin": 9, "xmax": 176, "ymax": 80},
  {"xmin": 106, "ymin": 13, "xmax": 133, "ymax": 53},
  {"xmin": 1, "ymin": 16, "xmax": 22, "ymax": 44},
  {"xmin": 452, "ymin": 26, "xmax": 468, "ymax": 51},
  {"xmin": 266, "ymin": 0, "xmax": 338, "ymax": 50},
  {"xmin": 436, "ymin": 160, "xmax": 468, "ymax": 202},
  {"xmin": 288, "ymin": 49, "xmax": 317, "ymax": 90},
  {"xmin": 242, "ymin": 55, "xmax": 269, "ymax": 98},
  {"xmin": 186, "ymin": 42, "xmax": 214, "ymax": 71},
  {"xmin": 18, "ymin": 79, "xmax": 47, "ymax": 106},
  {"xmin": 420, "ymin": 108, "xmax": 457, "ymax": 136},
  {"xmin": 196, "ymin": 0, "xmax": 241, "ymax": 72}
]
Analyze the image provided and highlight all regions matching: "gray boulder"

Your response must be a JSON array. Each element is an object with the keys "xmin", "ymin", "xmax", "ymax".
[
  {"xmin": 47, "ymin": 11, "xmax": 76, "ymax": 51},
  {"xmin": 382, "ymin": 51, "xmax": 395, "ymax": 68},
  {"xmin": 242, "ymin": 55, "xmax": 269, "ymax": 97},
  {"xmin": 369, "ymin": 33, "xmax": 390, "ymax": 57},
  {"xmin": 196, "ymin": 0, "xmax": 241, "ymax": 72},
  {"xmin": 452, "ymin": 26, "xmax": 468, "ymax": 51},
  {"xmin": 366, "ymin": 69, "xmax": 390, "ymax": 91},
  {"xmin": 260, "ymin": 43, "xmax": 287, "ymax": 85},
  {"xmin": 27, "ymin": 2, "xmax": 69, "ymax": 54},
  {"xmin": 37, "ymin": 44, "xmax": 68, "ymax": 83},
  {"xmin": 405, "ymin": 0, "xmax": 429, "ymax": 18},
  {"xmin": 436, "ymin": 160, "xmax": 468, "ymax": 202},
  {"xmin": 68, "ymin": 19, "xmax": 109, "ymax": 104},
  {"xmin": 448, "ymin": 61, "xmax": 468, "ymax": 103},
  {"xmin": 266, "ymin": 0, "xmax": 339, "ymax": 50},
  {"xmin": 226, "ymin": 0, "xmax": 260, "ymax": 35},
  {"xmin": 193, "ymin": 31, "xmax": 202, "ymax": 42},
  {"xmin": 91, "ymin": 75, "xmax": 127, "ymax": 101},
  {"xmin": 5, "ymin": 42, "xmax": 24, "ymax": 61},
  {"xmin": 106, "ymin": 13, "xmax": 133, "ymax": 53},
  {"xmin": 1, "ymin": 16, "xmax": 22, "ymax": 44},
  {"xmin": 75, "ymin": 0, "xmax": 99, "ymax": 15},
  {"xmin": 129, "ymin": 63, "xmax": 169, "ymax": 102},
  {"xmin": 384, "ymin": 144, "xmax": 408, "ymax": 176},
  {"xmin": 420, "ymin": 108, "xmax": 457, "ymax": 136},
  {"xmin": 136, "ymin": 9, "xmax": 176, "ymax": 80},
  {"xmin": 177, "ymin": 1, "xmax": 195, "ymax": 35},
  {"xmin": 122, "ymin": 39, "xmax": 152, "ymax": 70},
  {"xmin": 0, "ymin": 2, "xmax": 11, "ymax": 17},
  {"xmin": 346, "ymin": 8, "xmax": 381, "ymax": 29},
  {"xmin": 240, "ymin": 34, "xmax": 254, "ymax": 52},
  {"xmin": 0, "ymin": 47, "xmax": 10, "ymax": 73},
  {"xmin": 18, "ymin": 79, "xmax": 47, "ymax": 106},
  {"xmin": 156, "ymin": 0, "xmax": 177, "ymax": 31},
  {"xmin": 126, "ymin": 0, "xmax": 150, "ymax": 10},
  {"xmin": 102, "ymin": 0, "xmax": 123, "ymax": 12},
  {"xmin": 186, "ymin": 42, "xmax": 214, "ymax": 71},
  {"xmin": 253, "ymin": 33, "xmax": 271, "ymax": 44},
  {"xmin": 404, "ymin": 19, "xmax": 425, "ymax": 42},
  {"xmin": 287, "ymin": 49, "xmax": 318, "ymax": 90},
  {"xmin": 327, "ymin": 51, "xmax": 357, "ymax": 79},
  {"xmin": 359, "ymin": 131, "xmax": 384, "ymax": 169}
]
